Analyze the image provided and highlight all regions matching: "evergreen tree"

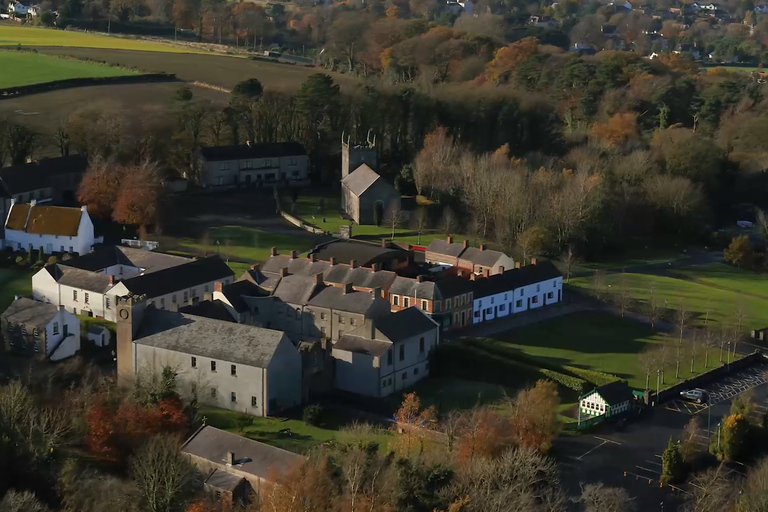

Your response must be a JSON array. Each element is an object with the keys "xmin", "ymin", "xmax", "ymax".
[{"xmin": 661, "ymin": 437, "xmax": 684, "ymax": 484}]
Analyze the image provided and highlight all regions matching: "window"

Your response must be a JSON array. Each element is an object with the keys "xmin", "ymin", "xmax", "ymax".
[
  {"xmin": 320, "ymin": 312, "xmax": 327, "ymax": 320},
  {"xmin": 485, "ymin": 308, "xmax": 492, "ymax": 314},
  {"xmin": 402, "ymin": 371, "xmax": 407, "ymax": 380},
  {"xmin": 403, "ymin": 297, "xmax": 410, "ymax": 307},
  {"xmin": 387, "ymin": 349, "xmax": 392, "ymax": 366},
  {"xmin": 21, "ymin": 325, "xmax": 26, "ymax": 335},
  {"xmin": 350, "ymin": 318, "xmax": 356, "ymax": 326},
  {"xmin": 231, "ymin": 392, "xmax": 237, "ymax": 403},
  {"xmin": 191, "ymin": 357, "xmax": 197, "ymax": 368},
  {"xmin": 172, "ymin": 295, "xmax": 177, "ymax": 304},
  {"xmin": 251, "ymin": 396, "xmax": 258, "ymax": 407},
  {"xmin": 516, "ymin": 300, "xmax": 523, "ymax": 308},
  {"xmin": 414, "ymin": 367, "xmax": 419, "ymax": 376},
  {"xmin": 338, "ymin": 315, "xmax": 345, "ymax": 324},
  {"xmin": 474, "ymin": 311, "xmax": 480, "ymax": 318},
  {"xmin": 399, "ymin": 345, "xmax": 405, "ymax": 361},
  {"xmin": 499, "ymin": 304, "xmax": 505, "ymax": 311},
  {"xmin": 491, "ymin": 297, "xmax": 494, "ymax": 304},
  {"xmin": 537, "ymin": 284, "xmax": 540, "ymax": 292},
  {"xmin": 53, "ymin": 322, "xmax": 59, "ymax": 335},
  {"xmin": 520, "ymin": 289, "xmax": 525, "ymax": 296},
  {"xmin": 160, "ymin": 298, "xmax": 165, "ymax": 308},
  {"xmin": 73, "ymin": 290, "xmax": 78, "ymax": 302},
  {"xmin": 434, "ymin": 301, "xmax": 441, "ymax": 312},
  {"xmin": 454, "ymin": 313, "xmax": 460, "ymax": 324},
  {"xmin": 68, "ymin": 246, "xmax": 73, "ymax": 252},
  {"xmin": 33, "ymin": 328, "xmax": 39, "ymax": 337},
  {"xmin": 419, "ymin": 337, "xmax": 425, "ymax": 354},
  {"xmin": 231, "ymin": 365, "xmax": 237, "ymax": 376},
  {"xmin": 292, "ymin": 170, "xmax": 300, "ymax": 178},
  {"xmin": 393, "ymin": 295, "xmax": 399, "ymax": 306},
  {"xmin": 191, "ymin": 289, "xmax": 197, "ymax": 298},
  {"xmin": 532, "ymin": 296, "xmax": 539, "ymax": 304},
  {"xmin": 421, "ymin": 300, "xmax": 428, "ymax": 311},
  {"xmin": 183, "ymin": 291, "xmax": 189, "ymax": 303},
  {"xmin": 265, "ymin": 159, "xmax": 272, "ymax": 167},
  {"xmin": 211, "ymin": 361, "xmax": 217, "ymax": 372},
  {"xmin": 289, "ymin": 157, "xmax": 297, "ymax": 165},
  {"xmin": 221, "ymin": 162, "xmax": 230, "ymax": 170},
  {"xmin": 105, "ymin": 297, "xmax": 111, "ymax": 309},
  {"xmin": 547, "ymin": 292, "xmax": 554, "ymax": 299},
  {"xmin": 445, "ymin": 299, "xmax": 451, "ymax": 310},
  {"xmin": 320, "ymin": 326, "xmax": 326, "ymax": 334},
  {"xmin": 211, "ymin": 388, "xmax": 217, "ymax": 398},
  {"xmin": 204, "ymin": 285, "xmax": 209, "ymax": 292}
]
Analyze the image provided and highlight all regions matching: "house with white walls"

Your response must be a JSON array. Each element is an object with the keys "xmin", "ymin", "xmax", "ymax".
[
  {"xmin": 471, "ymin": 260, "xmax": 563, "ymax": 325},
  {"xmin": 579, "ymin": 381, "xmax": 634, "ymax": 418},
  {"xmin": 332, "ymin": 307, "xmax": 439, "ymax": 397},
  {"xmin": 32, "ymin": 246, "xmax": 234, "ymax": 321},
  {"xmin": 1, "ymin": 297, "xmax": 80, "ymax": 361},
  {"xmin": 3, "ymin": 200, "xmax": 98, "ymax": 256}
]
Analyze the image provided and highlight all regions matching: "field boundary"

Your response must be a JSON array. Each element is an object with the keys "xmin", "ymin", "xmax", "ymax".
[{"xmin": 0, "ymin": 72, "xmax": 179, "ymax": 99}]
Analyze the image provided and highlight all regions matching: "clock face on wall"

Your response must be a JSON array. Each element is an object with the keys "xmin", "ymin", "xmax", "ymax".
[{"xmin": 119, "ymin": 309, "xmax": 130, "ymax": 320}]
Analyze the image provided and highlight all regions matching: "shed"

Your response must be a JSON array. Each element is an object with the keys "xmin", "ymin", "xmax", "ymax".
[
  {"xmin": 88, "ymin": 325, "xmax": 111, "ymax": 347},
  {"xmin": 579, "ymin": 380, "xmax": 634, "ymax": 418}
]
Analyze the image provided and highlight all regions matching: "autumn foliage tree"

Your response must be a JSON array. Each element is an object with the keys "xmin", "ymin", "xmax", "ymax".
[
  {"xmin": 258, "ymin": 455, "xmax": 337, "ymax": 512},
  {"xmin": 111, "ymin": 161, "xmax": 163, "ymax": 233},
  {"xmin": 507, "ymin": 379, "xmax": 561, "ymax": 453},
  {"xmin": 392, "ymin": 392, "xmax": 438, "ymax": 457},
  {"xmin": 590, "ymin": 112, "xmax": 639, "ymax": 147},
  {"xmin": 78, "ymin": 158, "xmax": 123, "ymax": 219},
  {"xmin": 485, "ymin": 37, "xmax": 539, "ymax": 84},
  {"xmin": 454, "ymin": 406, "xmax": 511, "ymax": 463}
]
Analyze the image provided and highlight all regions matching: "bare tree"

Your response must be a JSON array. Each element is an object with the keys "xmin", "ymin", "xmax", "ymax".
[
  {"xmin": 689, "ymin": 332, "xmax": 698, "ymax": 374},
  {"xmin": 702, "ymin": 327, "xmax": 716, "ymax": 369},
  {"xmin": 441, "ymin": 206, "xmax": 457, "ymax": 235},
  {"xmin": 130, "ymin": 435, "xmax": 193, "ymax": 512},
  {"xmin": 732, "ymin": 299, "xmax": 748, "ymax": 358},
  {"xmin": 737, "ymin": 456, "xmax": 768, "ymax": 512},
  {"xmin": 578, "ymin": 482, "xmax": 636, "ymax": 512},
  {"xmin": 612, "ymin": 271, "xmax": 632, "ymax": 318},
  {"xmin": 383, "ymin": 200, "xmax": 405, "ymax": 240},
  {"xmin": 561, "ymin": 245, "xmax": 577, "ymax": 284},
  {"xmin": 680, "ymin": 417, "xmax": 704, "ymax": 465},
  {"xmin": 683, "ymin": 463, "xmax": 737, "ymax": 512},
  {"xmin": 675, "ymin": 302, "xmax": 691, "ymax": 379},
  {"xmin": 639, "ymin": 346, "xmax": 660, "ymax": 392},
  {"xmin": 0, "ymin": 490, "xmax": 51, "ymax": 512},
  {"xmin": 411, "ymin": 207, "xmax": 430, "ymax": 246},
  {"xmin": 590, "ymin": 269, "xmax": 608, "ymax": 303},
  {"xmin": 645, "ymin": 284, "xmax": 661, "ymax": 331}
]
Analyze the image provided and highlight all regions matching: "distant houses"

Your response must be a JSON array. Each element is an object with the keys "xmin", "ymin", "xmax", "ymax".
[{"xmin": 196, "ymin": 141, "xmax": 309, "ymax": 188}]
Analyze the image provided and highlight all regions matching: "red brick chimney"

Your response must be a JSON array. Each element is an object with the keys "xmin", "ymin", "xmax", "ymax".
[
  {"xmin": 270, "ymin": 247, "xmax": 277, "ymax": 257},
  {"xmin": 515, "ymin": 262, "xmax": 521, "ymax": 269},
  {"xmin": 250, "ymin": 263, "xmax": 261, "ymax": 271},
  {"xmin": 350, "ymin": 259, "xmax": 357, "ymax": 269},
  {"xmin": 309, "ymin": 253, "xmax": 316, "ymax": 262},
  {"xmin": 469, "ymin": 273, "xmax": 476, "ymax": 281},
  {"xmin": 290, "ymin": 250, "xmax": 297, "ymax": 259},
  {"xmin": 531, "ymin": 258, "xmax": 537, "ymax": 265},
  {"xmin": 330, "ymin": 257, "xmax": 337, "ymax": 265},
  {"xmin": 280, "ymin": 268, "xmax": 289, "ymax": 277},
  {"xmin": 214, "ymin": 281, "xmax": 223, "ymax": 293},
  {"xmin": 417, "ymin": 275, "xmax": 425, "ymax": 283},
  {"xmin": 479, "ymin": 244, "xmax": 486, "ymax": 251},
  {"xmin": 447, "ymin": 236, "xmax": 453, "ymax": 244},
  {"xmin": 372, "ymin": 262, "xmax": 380, "ymax": 271},
  {"xmin": 381, "ymin": 238, "xmax": 387, "ymax": 248}
]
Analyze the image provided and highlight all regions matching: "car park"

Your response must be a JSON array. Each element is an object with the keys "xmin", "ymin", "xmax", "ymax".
[{"xmin": 680, "ymin": 389, "xmax": 708, "ymax": 404}]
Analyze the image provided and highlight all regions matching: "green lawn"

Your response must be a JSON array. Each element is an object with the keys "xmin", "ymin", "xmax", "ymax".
[
  {"xmin": 176, "ymin": 226, "xmax": 319, "ymax": 263},
  {"xmin": 0, "ymin": 25, "xmax": 206, "ymax": 53},
  {"xmin": 671, "ymin": 263, "xmax": 768, "ymax": 300},
  {"xmin": 489, "ymin": 312, "xmax": 724, "ymax": 389},
  {"xmin": 0, "ymin": 50, "xmax": 136, "ymax": 88},
  {"xmin": 570, "ymin": 270, "xmax": 768, "ymax": 329},
  {"xmin": 0, "ymin": 267, "xmax": 32, "ymax": 312},
  {"xmin": 200, "ymin": 406, "xmax": 393, "ymax": 454}
]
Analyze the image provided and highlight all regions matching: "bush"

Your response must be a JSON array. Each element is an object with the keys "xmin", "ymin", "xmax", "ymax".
[
  {"xmin": 661, "ymin": 437, "xmax": 685, "ymax": 484},
  {"xmin": 303, "ymin": 404, "xmax": 323, "ymax": 426},
  {"xmin": 563, "ymin": 366, "xmax": 621, "ymax": 387}
]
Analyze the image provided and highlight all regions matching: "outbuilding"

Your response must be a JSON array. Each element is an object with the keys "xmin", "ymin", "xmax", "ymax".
[{"xmin": 579, "ymin": 380, "xmax": 634, "ymax": 418}]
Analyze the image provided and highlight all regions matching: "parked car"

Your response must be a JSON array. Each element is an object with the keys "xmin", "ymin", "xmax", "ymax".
[{"xmin": 680, "ymin": 388, "xmax": 708, "ymax": 404}]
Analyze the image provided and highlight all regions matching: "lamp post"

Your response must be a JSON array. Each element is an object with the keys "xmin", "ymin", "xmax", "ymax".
[
  {"xmin": 656, "ymin": 369, "xmax": 661, "ymax": 402},
  {"xmin": 707, "ymin": 394, "xmax": 711, "ymax": 443}
]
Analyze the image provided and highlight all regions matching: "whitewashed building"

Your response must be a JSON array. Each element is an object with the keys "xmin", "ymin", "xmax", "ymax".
[
  {"xmin": 1, "ymin": 297, "xmax": 80, "ymax": 361},
  {"xmin": 32, "ymin": 246, "xmax": 233, "ymax": 321},
  {"xmin": 332, "ymin": 307, "xmax": 439, "ymax": 397},
  {"xmin": 471, "ymin": 260, "xmax": 563, "ymax": 325},
  {"xmin": 579, "ymin": 381, "xmax": 634, "ymax": 418},
  {"xmin": 4, "ymin": 201, "xmax": 97, "ymax": 256}
]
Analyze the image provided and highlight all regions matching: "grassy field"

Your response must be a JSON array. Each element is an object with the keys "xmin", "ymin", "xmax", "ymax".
[
  {"xmin": 0, "ymin": 25, "xmax": 204, "ymax": 53},
  {"xmin": 489, "ymin": 312, "xmax": 718, "ymax": 390},
  {"xmin": 0, "ymin": 50, "xmax": 136, "ymax": 88},
  {"xmin": 570, "ymin": 268, "xmax": 768, "ymax": 329},
  {"xmin": 0, "ymin": 267, "xmax": 32, "ymax": 312},
  {"xmin": 175, "ymin": 226, "xmax": 320, "ymax": 263},
  {"xmin": 200, "ymin": 406, "xmax": 393, "ymax": 454}
]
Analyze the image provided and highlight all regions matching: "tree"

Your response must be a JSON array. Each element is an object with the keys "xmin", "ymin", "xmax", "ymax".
[
  {"xmin": 259, "ymin": 454, "xmax": 338, "ymax": 512},
  {"xmin": 736, "ymin": 456, "xmax": 768, "ymax": 512},
  {"xmin": 454, "ymin": 406, "xmax": 511, "ymax": 462},
  {"xmin": 675, "ymin": 302, "xmax": 691, "ymax": 379},
  {"xmin": 411, "ymin": 207, "xmax": 429, "ymax": 245},
  {"xmin": 516, "ymin": 226, "xmax": 547, "ymax": 265},
  {"xmin": 485, "ymin": 37, "xmax": 538, "ymax": 84},
  {"xmin": 441, "ymin": 206, "xmax": 457, "ymax": 235},
  {"xmin": 612, "ymin": 272, "xmax": 632, "ymax": 318},
  {"xmin": 579, "ymin": 482, "xmax": 636, "ymax": 512},
  {"xmin": 383, "ymin": 200, "xmax": 405, "ymax": 240},
  {"xmin": 661, "ymin": 437, "xmax": 684, "ymax": 484},
  {"xmin": 638, "ymin": 346, "xmax": 660, "ymax": 392},
  {"xmin": 392, "ymin": 392, "xmax": 437, "ymax": 457},
  {"xmin": 680, "ymin": 417, "xmax": 704, "ymax": 465},
  {"xmin": 78, "ymin": 159, "xmax": 123, "ymax": 219},
  {"xmin": 591, "ymin": 113, "xmax": 639, "ymax": 148},
  {"xmin": 0, "ymin": 490, "xmax": 51, "ymax": 512},
  {"xmin": 112, "ymin": 161, "xmax": 163, "ymax": 232},
  {"xmin": 590, "ymin": 269, "xmax": 608, "ymax": 302},
  {"xmin": 684, "ymin": 464, "xmax": 737, "ymax": 512},
  {"xmin": 413, "ymin": 127, "xmax": 457, "ymax": 197},
  {"xmin": 561, "ymin": 245, "xmax": 577, "ymax": 284},
  {"xmin": 295, "ymin": 74, "xmax": 340, "ymax": 152},
  {"xmin": 719, "ymin": 413, "xmax": 750, "ymax": 461},
  {"xmin": 645, "ymin": 284, "xmax": 661, "ymax": 331},
  {"xmin": 5, "ymin": 122, "xmax": 38, "ymax": 165},
  {"xmin": 130, "ymin": 435, "xmax": 193, "ymax": 512},
  {"xmin": 724, "ymin": 235, "xmax": 756, "ymax": 269},
  {"xmin": 507, "ymin": 380, "xmax": 560, "ymax": 453}
]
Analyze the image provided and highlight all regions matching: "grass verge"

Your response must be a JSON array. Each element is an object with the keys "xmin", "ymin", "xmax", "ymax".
[{"xmin": 0, "ymin": 50, "xmax": 137, "ymax": 88}]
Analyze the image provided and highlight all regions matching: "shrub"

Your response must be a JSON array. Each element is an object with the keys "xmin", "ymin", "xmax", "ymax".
[
  {"xmin": 303, "ymin": 404, "xmax": 323, "ymax": 426},
  {"xmin": 46, "ymin": 255, "xmax": 58, "ymax": 265},
  {"xmin": 661, "ymin": 437, "xmax": 685, "ymax": 484},
  {"xmin": 563, "ymin": 366, "xmax": 620, "ymax": 387}
]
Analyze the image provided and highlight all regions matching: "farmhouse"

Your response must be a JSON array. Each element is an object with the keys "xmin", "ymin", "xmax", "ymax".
[
  {"xmin": 579, "ymin": 380, "xmax": 634, "ymax": 418},
  {"xmin": 197, "ymin": 142, "xmax": 309, "ymax": 188},
  {"xmin": 116, "ymin": 298, "xmax": 302, "ymax": 416},
  {"xmin": 3, "ymin": 200, "xmax": 97, "ymax": 256},
  {"xmin": 182, "ymin": 425, "xmax": 305, "ymax": 502},
  {"xmin": 1, "ymin": 297, "xmax": 80, "ymax": 361}
]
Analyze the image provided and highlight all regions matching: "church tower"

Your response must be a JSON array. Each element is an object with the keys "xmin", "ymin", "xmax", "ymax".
[{"xmin": 341, "ymin": 131, "xmax": 379, "ymax": 179}]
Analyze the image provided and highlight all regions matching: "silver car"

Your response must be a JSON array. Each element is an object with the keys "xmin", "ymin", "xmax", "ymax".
[{"xmin": 680, "ymin": 388, "xmax": 708, "ymax": 404}]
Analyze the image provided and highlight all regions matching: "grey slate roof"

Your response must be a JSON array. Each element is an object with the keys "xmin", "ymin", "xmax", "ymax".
[
  {"xmin": 204, "ymin": 469, "xmax": 246, "ymax": 492},
  {"xmin": 425, "ymin": 239, "xmax": 467, "ymax": 258},
  {"xmin": 179, "ymin": 300, "xmax": 236, "ymax": 322},
  {"xmin": 62, "ymin": 246, "xmax": 189, "ymax": 273},
  {"xmin": 261, "ymin": 255, "xmax": 331, "ymax": 277},
  {"xmin": 460, "ymin": 247, "xmax": 507, "ymax": 267},
  {"xmin": 590, "ymin": 380, "xmax": 633, "ymax": 406},
  {"xmin": 199, "ymin": 142, "xmax": 307, "ymax": 162},
  {"xmin": 1, "ymin": 297, "xmax": 59, "ymax": 328},
  {"xmin": 261, "ymin": 255, "xmax": 396, "ymax": 290},
  {"xmin": 434, "ymin": 276, "xmax": 474, "ymax": 298},
  {"xmin": 271, "ymin": 274, "xmax": 320, "ymax": 305},
  {"xmin": 376, "ymin": 307, "xmax": 437, "ymax": 342},
  {"xmin": 307, "ymin": 286, "xmax": 381, "ymax": 314},
  {"xmin": 335, "ymin": 335, "xmax": 392, "ymax": 357},
  {"xmin": 135, "ymin": 307, "xmax": 286, "ymax": 369},
  {"xmin": 182, "ymin": 425, "xmax": 305, "ymax": 482},
  {"xmin": 340, "ymin": 164, "xmax": 382, "ymax": 196},
  {"xmin": 473, "ymin": 261, "xmax": 562, "ymax": 299},
  {"xmin": 121, "ymin": 256, "xmax": 233, "ymax": 299},
  {"xmin": 389, "ymin": 277, "xmax": 437, "ymax": 300},
  {"xmin": 310, "ymin": 240, "xmax": 408, "ymax": 267},
  {"xmin": 0, "ymin": 154, "xmax": 87, "ymax": 196},
  {"xmin": 47, "ymin": 264, "xmax": 114, "ymax": 293},
  {"xmin": 221, "ymin": 280, "xmax": 269, "ymax": 312}
]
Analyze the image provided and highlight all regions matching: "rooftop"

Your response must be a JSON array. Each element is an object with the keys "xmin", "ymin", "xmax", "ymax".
[
  {"xmin": 46, "ymin": 264, "xmax": 114, "ymax": 294},
  {"xmin": 204, "ymin": 469, "xmax": 246, "ymax": 492},
  {"xmin": 135, "ymin": 307, "xmax": 286, "ymax": 368},
  {"xmin": 375, "ymin": 307, "xmax": 438, "ymax": 342},
  {"xmin": 1, "ymin": 297, "xmax": 59, "ymax": 328},
  {"xmin": 307, "ymin": 285, "xmax": 382, "ymax": 314},
  {"xmin": 425, "ymin": 238, "xmax": 468, "ymax": 259},
  {"xmin": 62, "ymin": 246, "xmax": 190, "ymax": 273},
  {"xmin": 120, "ymin": 256, "xmax": 233, "ymax": 299},
  {"xmin": 341, "ymin": 164, "xmax": 382, "ymax": 196},
  {"xmin": 6, "ymin": 203, "xmax": 84, "ymax": 236},
  {"xmin": 182, "ymin": 425, "xmax": 305, "ymax": 482},
  {"xmin": 590, "ymin": 380, "xmax": 633, "ymax": 406},
  {"xmin": 335, "ymin": 334, "xmax": 392, "ymax": 357},
  {"xmin": 310, "ymin": 239, "xmax": 409, "ymax": 267},
  {"xmin": 0, "ymin": 154, "xmax": 87, "ymax": 196},
  {"xmin": 199, "ymin": 142, "xmax": 307, "ymax": 162},
  {"xmin": 473, "ymin": 261, "xmax": 562, "ymax": 298}
]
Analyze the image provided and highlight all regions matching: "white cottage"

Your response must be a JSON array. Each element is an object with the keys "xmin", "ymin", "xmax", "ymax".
[
  {"xmin": 1, "ymin": 297, "xmax": 80, "ymax": 361},
  {"xmin": 579, "ymin": 380, "xmax": 634, "ymax": 418},
  {"xmin": 4, "ymin": 200, "xmax": 97, "ymax": 256},
  {"xmin": 471, "ymin": 260, "xmax": 563, "ymax": 325}
]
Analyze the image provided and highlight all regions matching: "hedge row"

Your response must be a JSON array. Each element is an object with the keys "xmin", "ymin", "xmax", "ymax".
[
  {"xmin": 562, "ymin": 366, "xmax": 621, "ymax": 387},
  {"xmin": 0, "ymin": 73, "xmax": 178, "ymax": 100}
]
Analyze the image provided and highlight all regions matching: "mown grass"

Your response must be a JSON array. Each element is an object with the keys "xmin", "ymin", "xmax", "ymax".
[
  {"xmin": 0, "ymin": 50, "xmax": 136, "ymax": 88},
  {"xmin": 0, "ymin": 267, "xmax": 32, "ymax": 312},
  {"xmin": 176, "ymin": 226, "xmax": 318, "ymax": 263},
  {"xmin": 671, "ymin": 262, "xmax": 768, "ymax": 299},
  {"xmin": 200, "ymin": 406, "xmax": 393, "ymax": 454},
  {"xmin": 0, "ymin": 25, "xmax": 206, "ymax": 53}
]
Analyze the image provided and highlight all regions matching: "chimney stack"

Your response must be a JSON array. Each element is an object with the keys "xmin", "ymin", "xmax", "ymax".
[
  {"xmin": 343, "ymin": 282, "xmax": 353, "ymax": 294},
  {"xmin": 227, "ymin": 451, "xmax": 235, "ymax": 466},
  {"xmin": 309, "ymin": 253, "xmax": 316, "ymax": 262},
  {"xmin": 350, "ymin": 259, "xmax": 357, "ymax": 269},
  {"xmin": 462, "ymin": 240, "xmax": 469, "ymax": 249},
  {"xmin": 479, "ymin": 244, "xmax": 486, "ymax": 251},
  {"xmin": 280, "ymin": 267, "xmax": 289, "ymax": 277},
  {"xmin": 203, "ymin": 291, "xmax": 213, "ymax": 302},
  {"xmin": 447, "ymin": 236, "xmax": 453, "ymax": 244},
  {"xmin": 270, "ymin": 247, "xmax": 277, "ymax": 257},
  {"xmin": 515, "ymin": 262, "xmax": 521, "ymax": 269},
  {"xmin": 214, "ymin": 281, "xmax": 223, "ymax": 293},
  {"xmin": 330, "ymin": 257, "xmax": 337, "ymax": 265},
  {"xmin": 531, "ymin": 258, "xmax": 537, "ymax": 265},
  {"xmin": 381, "ymin": 238, "xmax": 387, "ymax": 248},
  {"xmin": 290, "ymin": 250, "xmax": 297, "ymax": 259},
  {"xmin": 498, "ymin": 266, "xmax": 505, "ymax": 274},
  {"xmin": 416, "ymin": 275, "xmax": 425, "ymax": 283},
  {"xmin": 469, "ymin": 273, "xmax": 476, "ymax": 281},
  {"xmin": 108, "ymin": 275, "xmax": 115, "ymax": 285},
  {"xmin": 250, "ymin": 263, "xmax": 261, "ymax": 272},
  {"xmin": 371, "ymin": 262, "xmax": 380, "ymax": 271},
  {"xmin": 483, "ymin": 269, "xmax": 490, "ymax": 278},
  {"xmin": 314, "ymin": 273, "xmax": 323, "ymax": 285}
]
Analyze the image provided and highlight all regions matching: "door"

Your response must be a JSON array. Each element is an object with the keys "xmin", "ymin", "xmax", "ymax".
[
  {"xmin": 245, "ymin": 174, "xmax": 252, "ymax": 186},
  {"xmin": 46, "ymin": 243, "xmax": 52, "ymax": 253},
  {"xmin": 63, "ymin": 324, "xmax": 68, "ymax": 337}
]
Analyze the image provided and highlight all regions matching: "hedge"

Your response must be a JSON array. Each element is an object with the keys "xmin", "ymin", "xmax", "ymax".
[{"xmin": 562, "ymin": 366, "xmax": 621, "ymax": 387}]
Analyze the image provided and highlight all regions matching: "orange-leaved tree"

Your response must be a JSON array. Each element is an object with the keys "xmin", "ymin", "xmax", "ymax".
[
  {"xmin": 508, "ymin": 379, "xmax": 560, "ymax": 453},
  {"xmin": 454, "ymin": 406, "xmax": 512, "ymax": 463},
  {"xmin": 112, "ymin": 161, "xmax": 163, "ymax": 233},
  {"xmin": 392, "ymin": 392, "xmax": 438, "ymax": 457},
  {"xmin": 78, "ymin": 158, "xmax": 123, "ymax": 219},
  {"xmin": 590, "ymin": 112, "xmax": 638, "ymax": 147},
  {"xmin": 259, "ymin": 455, "xmax": 337, "ymax": 512},
  {"xmin": 485, "ymin": 37, "xmax": 539, "ymax": 84}
]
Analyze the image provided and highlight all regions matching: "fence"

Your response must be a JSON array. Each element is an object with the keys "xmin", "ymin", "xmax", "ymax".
[
  {"xmin": 121, "ymin": 239, "xmax": 159, "ymax": 250},
  {"xmin": 274, "ymin": 190, "xmax": 332, "ymax": 236}
]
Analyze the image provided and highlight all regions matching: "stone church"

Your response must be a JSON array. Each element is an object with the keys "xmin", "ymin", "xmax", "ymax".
[{"xmin": 340, "ymin": 136, "xmax": 400, "ymax": 225}]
